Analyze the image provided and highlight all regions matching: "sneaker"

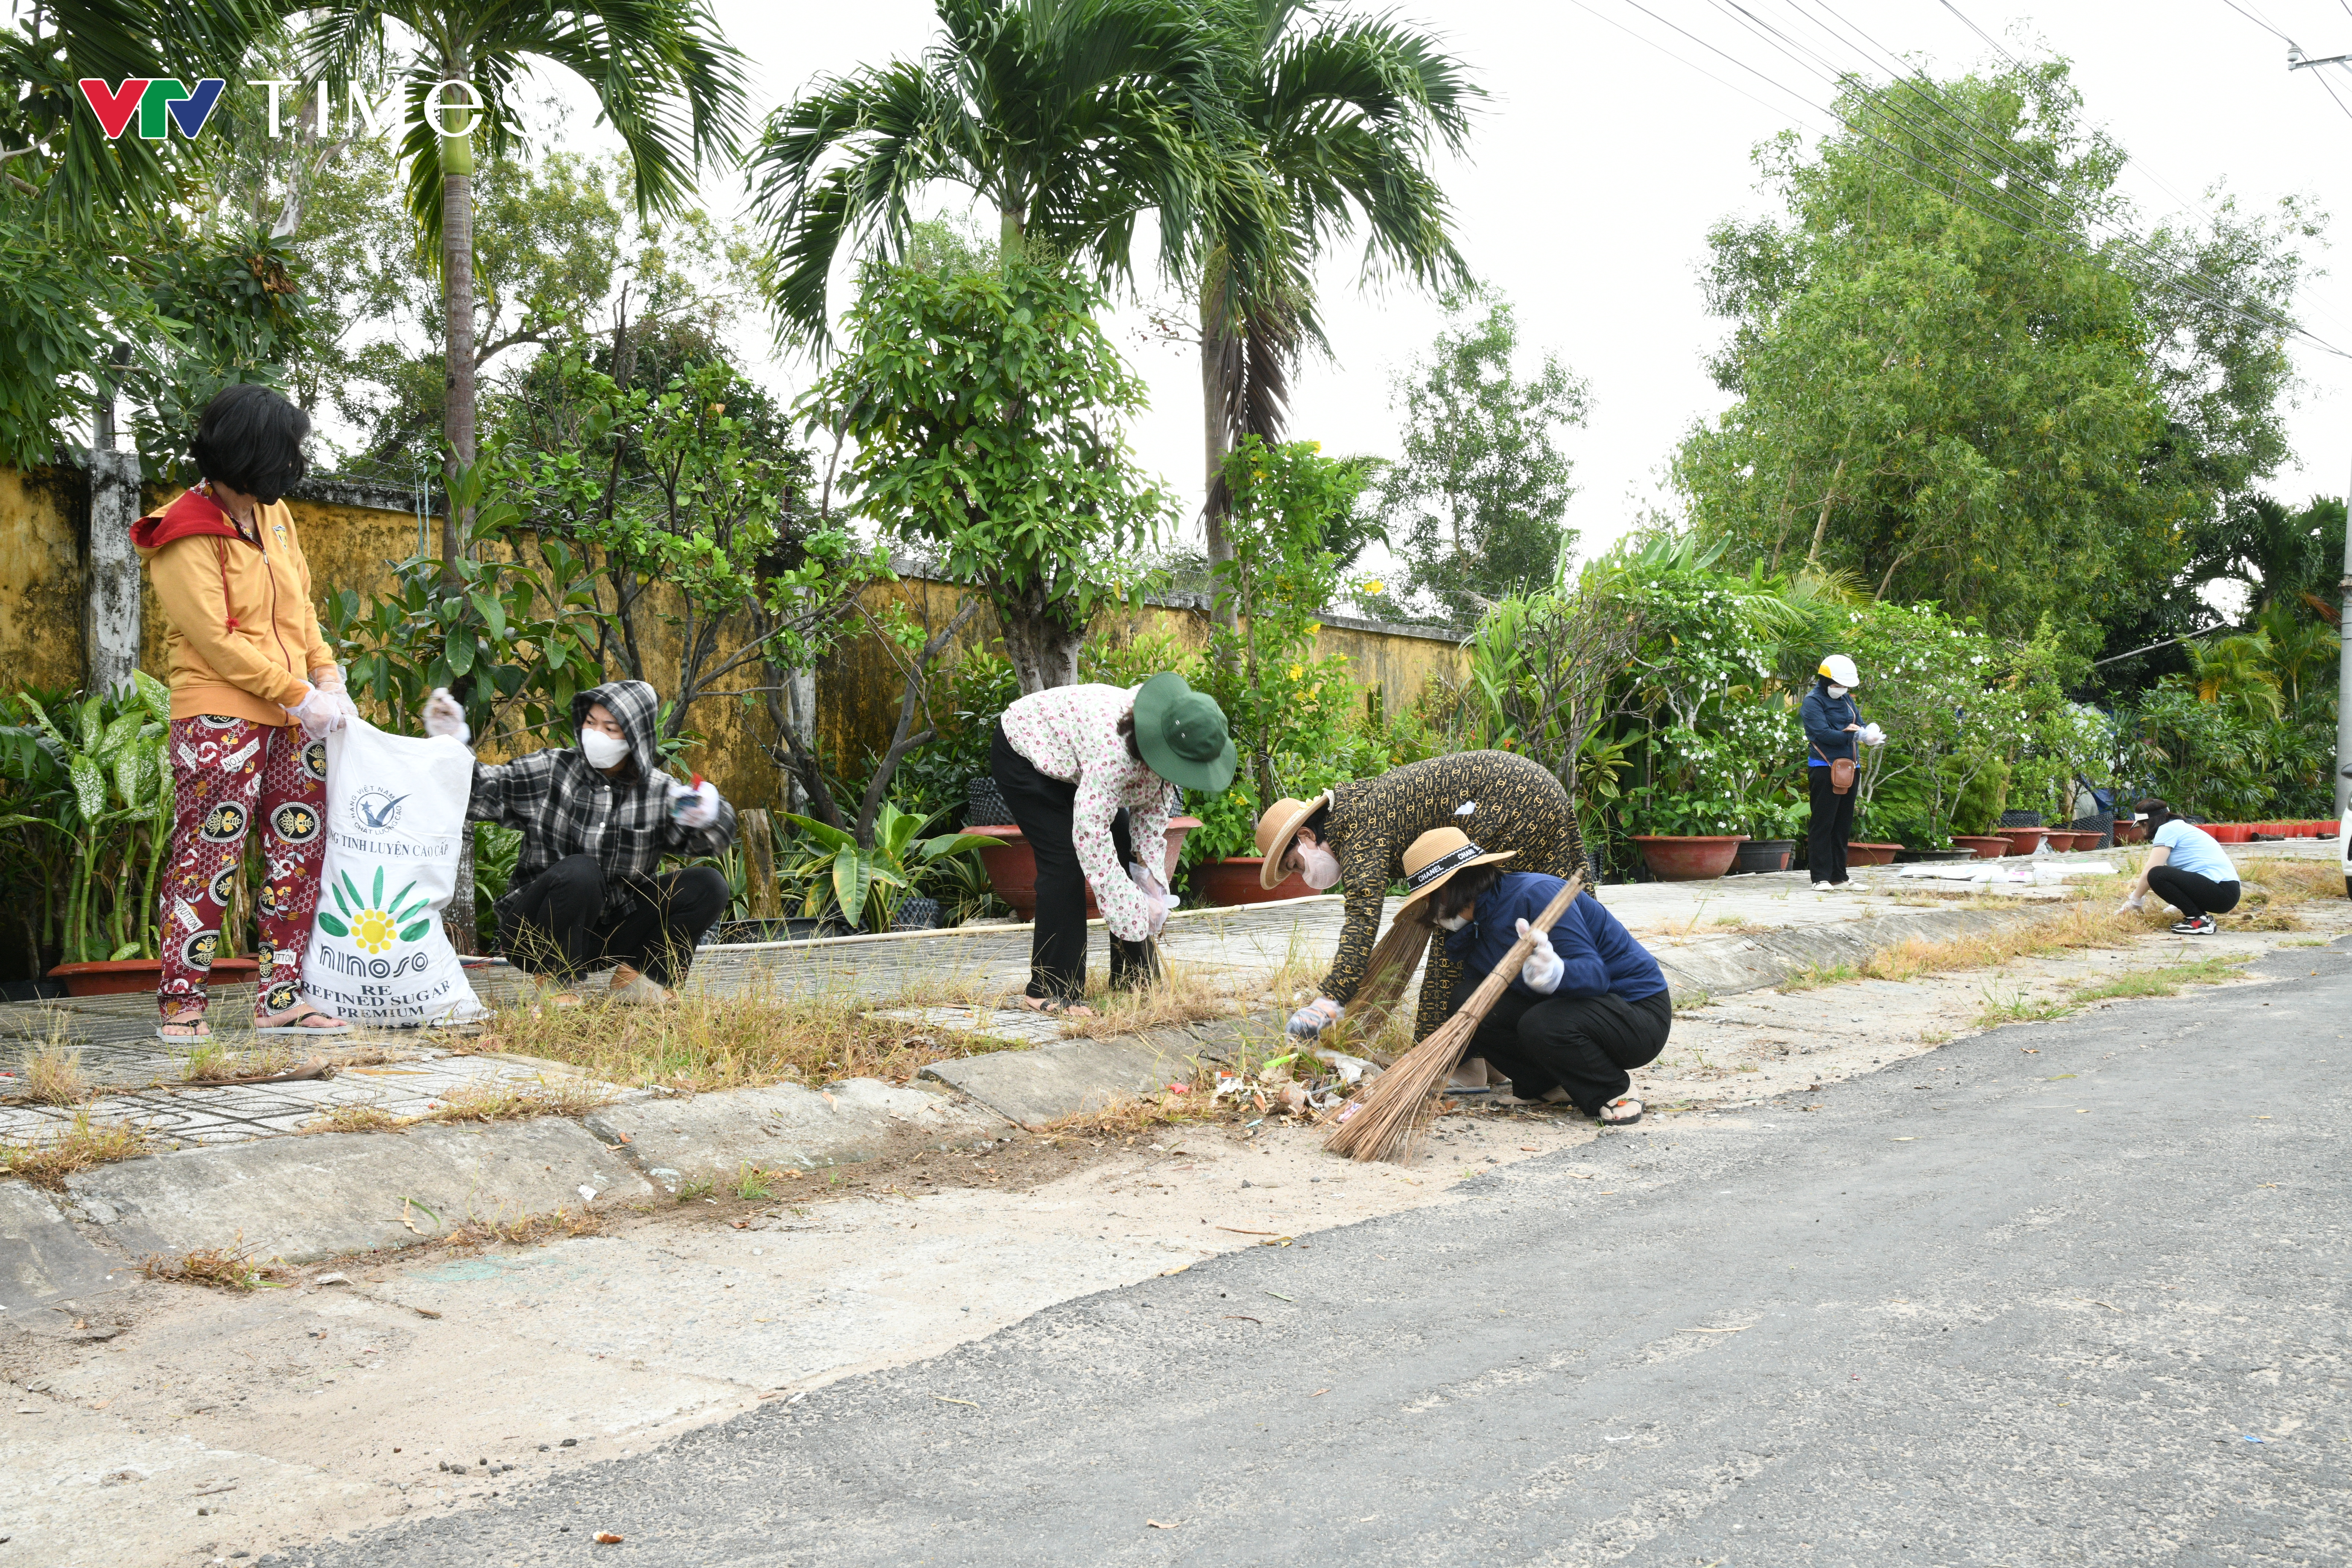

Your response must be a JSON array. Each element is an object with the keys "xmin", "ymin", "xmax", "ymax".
[
  {"xmin": 2170, "ymin": 915, "xmax": 2216, "ymax": 935},
  {"xmin": 1811, "ymin": 880, "xmax": 1834, "ymax": 891}
]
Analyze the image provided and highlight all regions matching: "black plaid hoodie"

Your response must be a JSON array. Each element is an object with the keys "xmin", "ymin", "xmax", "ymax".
[{"xmin": 466, "ymin": 679, "xmax": 737, "ymax": 922}]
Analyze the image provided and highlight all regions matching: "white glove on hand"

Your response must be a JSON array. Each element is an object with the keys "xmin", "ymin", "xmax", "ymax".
[
  {"xmin": 285, "ymin": 683, "xmax": 348, "ymax": 739},
  {"xmin": 420, "ymin": 688, "xmax": 471, "ymax": 745},
  {"xmin": 1517, "ymin": 917, "xmax": 1565, "ymax": 994},
  {"xmin": 1127, "ymin": 861, "xmax": 1179, "ymax": 936},
  {"xmin": 2116, "ymin": 894, "xmax": 2145, "ymax": 914},
  {"xmin": 1859, "ymin": 722, "xmax": 1886, "ymax": 748},
  {"xmin": 1287, "ymin": 996, "xmax": 1344, "ymax": 1039},
  {"xmin": 670, "ymin": 778, "xmax": 722, "ymax": 830}
]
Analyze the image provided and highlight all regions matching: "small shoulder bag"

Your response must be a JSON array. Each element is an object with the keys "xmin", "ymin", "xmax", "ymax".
[{"xmin": 1812, "ymin": 743, "xmax": 1856, "ymax": 796}]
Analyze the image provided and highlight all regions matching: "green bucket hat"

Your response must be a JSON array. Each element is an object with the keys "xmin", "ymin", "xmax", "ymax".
[{"xmin": 1130, "ymin": 672, "xmax": 1237, "ymax": 793}]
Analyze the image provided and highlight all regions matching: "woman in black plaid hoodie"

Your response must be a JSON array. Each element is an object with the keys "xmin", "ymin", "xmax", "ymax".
[{"xmin": 423, "ymin": 678, "xmax": 736, "ymax": 1004}]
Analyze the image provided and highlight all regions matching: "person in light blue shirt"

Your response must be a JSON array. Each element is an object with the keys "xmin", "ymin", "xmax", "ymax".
[{"xmin": 2119, "ymin": 797, "xmax": 2240, "ymax": 935}]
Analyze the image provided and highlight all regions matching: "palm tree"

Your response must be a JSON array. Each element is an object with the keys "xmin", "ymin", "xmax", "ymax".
[
  {"xmin": 745, "ymin": 0, "xmax": 1244, "ymax": 345},
  {"xmin": 298, "ymin": 1, "xmax": 748, "ymax": 568},
  {"xmin": 1192, "ymin": 0, "xmax": 1476, "ymax": 595}
]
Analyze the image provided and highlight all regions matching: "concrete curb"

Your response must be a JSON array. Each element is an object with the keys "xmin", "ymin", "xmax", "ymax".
[{"xmin": 1650, "ymin": 903, "xmax": 2056, "ymax": 1003}]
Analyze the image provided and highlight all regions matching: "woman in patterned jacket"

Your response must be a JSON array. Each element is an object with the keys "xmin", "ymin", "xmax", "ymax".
[
  {"xmin": 989, "ymin": 673, "xmax": 1236, "ymax": 1015},
  {"xmin": 1255, "ymin": 751, "xmax": 1585, "ymax": 1045}
]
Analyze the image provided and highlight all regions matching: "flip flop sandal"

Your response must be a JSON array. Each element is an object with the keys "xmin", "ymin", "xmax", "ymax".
[
  {"xmin": 155, "ymin": 1021, "xmax": 212, "ymax": 1043},
  {"xmin": 253, "ymin": 1008, "xmax": 354, "ymax": 1037},
  {"xmin": 1600, "ymin": 1097, "xmax": 1644, "ymax": 1126},
  {"xmin": 1017, "ymin": 996, "xmax": 1095, "ymax": 1018}
]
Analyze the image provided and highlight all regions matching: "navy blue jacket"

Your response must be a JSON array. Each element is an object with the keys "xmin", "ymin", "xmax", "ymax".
[
  {"xmin": 1441, "ymin": 872, "xmax": 1669, "ymax": 1005},
  {"xmin": 1800, "ymin": 684, "xmax": 1861, "ymax": 766}
]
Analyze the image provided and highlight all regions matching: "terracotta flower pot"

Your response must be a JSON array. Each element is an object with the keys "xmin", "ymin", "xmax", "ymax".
[
  {"xmin": 2113, "ymin": 820, "xmax": 2148, "ymax": 844},
  {"xmin": 1845, "ymin": 842, "xmax": 1902, "ymax": 866},
  {"xmin": 1950, "ymin": 835, "xmax": 2011, "ymax": 859},
  {"xmin": 1629, "ymin": 834, "xmax": 1747, "ymax": 881},
  {"xmin": 47, "ymin": 955, "xmax": 259, "ymax": 997},
  {"xmin": 1190, "ymin": 856, "xmax": 1312, "ymax": 906},
  {"xmin": 968, "ymin": 818, "xmax": 1201, "ymax": 921},
  {"xmin": 2204, "ymin": 823, "xmax": 2254, "ymax": 844},
  {"xmin": 1996, "ymin": 827, "xmax": 2047, "ymax": 856}
]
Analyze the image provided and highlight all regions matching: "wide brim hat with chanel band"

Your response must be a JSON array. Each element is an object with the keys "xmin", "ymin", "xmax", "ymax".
[
  {"xmin": 1391, "ymin": 826, "xmax": 1516, "ymax": 912},
  {"xmin": 1253, "ymin": 792, "xmax": 1335, "ymax": 889},
  {"xmin": 1130, "ymin": 672, "xmax": 1238, "ymax": 794}
]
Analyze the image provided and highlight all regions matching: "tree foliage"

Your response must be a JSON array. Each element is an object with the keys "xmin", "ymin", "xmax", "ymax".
[
  {"xmin": 805, "ymin": 259, "xmax": 1171, "ymax": 694},
  {"xmin": 1371, "ymin": 284, "xmax": 1588, "ymax": 624},
  {"xmin": 1679, "ymin": 63, "xmax": 2223, "ymax": 651}
]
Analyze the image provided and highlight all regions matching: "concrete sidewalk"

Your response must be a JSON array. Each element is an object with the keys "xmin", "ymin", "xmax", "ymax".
[{"xmin": 0, "ymin": 843, "xmax": 2296, "ymax": 1311}]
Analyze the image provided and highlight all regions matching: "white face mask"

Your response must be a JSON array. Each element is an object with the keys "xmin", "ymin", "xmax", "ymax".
[
  {"xmin": 1827, "ymin": 684, "xmax": 1850, "ymax": 698},
  {"xmin": 579, "ymin": 727, "xmax": 630, "ymax": 770},
  {"xmin": 1434, "ymin": 913, "xmax": 1468, "ymax": 932},
  {"xmin": 1296, "ymin": 839, "xmax": 1341, "ymax": 891}
]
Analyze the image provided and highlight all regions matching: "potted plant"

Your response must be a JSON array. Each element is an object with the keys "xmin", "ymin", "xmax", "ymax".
[
  {"xmin": 1729, "ymin": 797, "xmax": 1803, "ymax": 875},
  {"xmin": 782, "ymin": 802, "xmax": 998, "ymax": 932},
  {"xmin": 1627, "ymin": 793, "xmax": 1748, "ymax": 881}
]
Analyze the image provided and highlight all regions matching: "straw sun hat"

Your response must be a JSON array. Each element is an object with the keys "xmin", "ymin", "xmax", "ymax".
[
  {"xmin": 1392, "ymin": 827, "xmax": 1516, "ymax": 912},
  {"xmin": 1253, "ymin": 792, "xmax": 1334, "ymax": 889}
]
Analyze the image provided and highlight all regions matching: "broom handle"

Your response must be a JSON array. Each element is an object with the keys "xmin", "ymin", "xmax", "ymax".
[{"xmin": 1453, "ymin": 872, "xmax": 1585, "ymax": 1024}]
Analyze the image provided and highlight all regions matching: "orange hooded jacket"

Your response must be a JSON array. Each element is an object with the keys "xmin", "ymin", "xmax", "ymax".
[{"xmin": 131, "ymin": 486, "xmax": 334, "ymax": 726}]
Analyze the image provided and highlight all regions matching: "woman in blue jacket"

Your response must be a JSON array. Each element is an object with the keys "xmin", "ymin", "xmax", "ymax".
[
  {"xmin": 1396, "ymin": 826, "xmax": 1671, "ymax": 1126},
  {"xmin": 1800, "ymin": 653, "xmax": 1870, "ymax": 890}
]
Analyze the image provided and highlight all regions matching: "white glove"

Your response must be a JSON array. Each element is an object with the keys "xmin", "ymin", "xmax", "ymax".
[
  {"xmin": 1287, "ymin": 996, "xmax": 1344, "ymax": 1038},
  {"xmin": 670, "ymin": 778, "xmax": 721, "ymax": 830},
  {"xmin": 284, "ymin": 682, "xmax": 348, "ymax": 738},
  {"xmin": 2116, "ymin": 894, "xmax": 2144, "ymax": 914},
  {"xmin": 1859, "ymin": 722, "xmax": 1886, "ymax": 748},
  {"xmin": 420, "ymin": 688, "xmax": 471, "ymax": 744},
  {"xmin": 308, "ymin": 663, "xmax": 360, "ymax": 722},
  {"xmin": 1127, "ymin": 861, "xmax": 1179, "ymax": 936},
  {"xmin": 1517, "ymin": 917, "xmax": 1564, "ymax": 994}
]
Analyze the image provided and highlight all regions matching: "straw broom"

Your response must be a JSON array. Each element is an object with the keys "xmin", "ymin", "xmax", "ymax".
[
  {"xmin": 1328, "ymin": 912, "xmax": 1436, "ymax": 1050},
  {"xmin": 1323, "ymin": 872, "xmax": 1585, "ymax": 1164}
]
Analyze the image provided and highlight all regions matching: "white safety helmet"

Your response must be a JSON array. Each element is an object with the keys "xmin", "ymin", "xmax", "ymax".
[{"xmin": 1818, "ymin": 654, "xmax": 1860, "ymax": 688}]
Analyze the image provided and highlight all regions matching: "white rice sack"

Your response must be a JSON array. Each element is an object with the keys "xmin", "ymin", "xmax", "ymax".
[{"xmin": 302, "ymin": 718, "xmax": 486, "ymax": 1027}]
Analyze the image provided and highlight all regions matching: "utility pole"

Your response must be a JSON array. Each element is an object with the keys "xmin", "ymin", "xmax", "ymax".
[{"xmin": 2285, "ymin": 48, "xmax": 2352, "ymax": 816}]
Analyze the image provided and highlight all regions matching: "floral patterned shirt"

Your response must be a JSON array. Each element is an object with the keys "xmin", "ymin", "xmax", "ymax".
[{"xmin": 998, "ymin": 683, "xmax": 1176, "ymax": 941}]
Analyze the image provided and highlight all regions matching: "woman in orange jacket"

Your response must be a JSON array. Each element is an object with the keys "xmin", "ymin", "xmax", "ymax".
[{"xmin": 132, "ymin": 385, "xmax": 358, "ymax": 1042}]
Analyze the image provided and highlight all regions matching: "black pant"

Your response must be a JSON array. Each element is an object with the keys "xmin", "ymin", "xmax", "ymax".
[
  {"xmin": 2148, "ymin": 864, "xmax": 2241, "ymax": 919},
  {"xmin": 1454, "ymin": 982, "xmax": 1674, "ymax": 1115},
  {"xmin": 496, "ymin": 854, "xmax": 729, "ymax": 986},
  {"xmin": 991, "ymin": 725, "xmax": 1157, "ymax": 1001},
  {"xmin": 1807, "ymin": 764, "xmax": 1856, "ymax": 884}
]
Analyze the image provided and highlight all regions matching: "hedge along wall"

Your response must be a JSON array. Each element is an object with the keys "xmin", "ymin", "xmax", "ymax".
[{"xmin": 2, "ymin": 468, "xmax": 1466, "ymax": 809}]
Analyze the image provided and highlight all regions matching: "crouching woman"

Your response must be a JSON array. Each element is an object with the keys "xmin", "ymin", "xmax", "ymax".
[
  {"xmin": 423, "ymin": 679, "xmax": 735, "ymax": 1003},
  {"xmin": 2119, "ymin": 797, "xmax": 2240, "ymax": 936},
  {"xmin": 1403, "ymin": 827, "xmax": 1672, "ymax": 1126}
]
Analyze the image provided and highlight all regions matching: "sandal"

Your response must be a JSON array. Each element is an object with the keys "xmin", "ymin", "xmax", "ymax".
[
  {"xmin": 252, "ymin": 1006, "xmax": 354, "ymax": 1037},
  {"xmin": 155, "ymin": 1018, "xmax": 212, "ymax": 1043},
  {"xmin": 1599, "ymin": 1096, "xmax": 1644, "ymax": 1126}
]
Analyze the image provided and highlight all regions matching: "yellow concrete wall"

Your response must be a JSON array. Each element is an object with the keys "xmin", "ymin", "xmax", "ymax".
[{"xmin": 2, "ymin": 471, "xmax": 1465, "ymax": 811}]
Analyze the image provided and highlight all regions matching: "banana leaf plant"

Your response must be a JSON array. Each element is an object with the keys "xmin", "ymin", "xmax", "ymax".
[
  {"xmin": 781, "ymin": 803, "xmax": 994, "ymax": 932},
  {"xmin": 12, "ymin": 672, "xmax": 175, "ymax": 964}
]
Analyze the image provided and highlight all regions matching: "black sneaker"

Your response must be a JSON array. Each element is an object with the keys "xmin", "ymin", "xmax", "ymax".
[{"xmin": 2170, "ymin": 915, "xmax": 2216, "ymax": 935}]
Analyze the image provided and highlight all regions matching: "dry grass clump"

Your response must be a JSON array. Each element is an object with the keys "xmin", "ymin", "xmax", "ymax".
[
  {"xmin": 0, "ymin": 1111, "xmax": 147, "ymax": 1187},
  {"xmin": 469, "ymin": 975, "xmax": 1066, "ymax": 1095},
  {"xmin": 417, "ymin": 1075, "xmax": 616, "ymax": 1124},
  {"xmin": 441, "ymin": 1204, "xmax": 604, "ymax": 1249},
  {"xmin": 1859, "ymin": 903, "xmax": 2153, "ymax": 983},
  {"xmin": 19, "ymin": 1038, "xmax": 87, "ymax": 1106},
  {"xmin": 181, "ymin": 1040, "xmax": 297, "ymax": 1083},
  {"xmin": 2238, "ymin": 855, "xmax": 2344, "ymax": 903},
  {"xmin": 1054, "ymin": 959, "xmax": 1246, "ymax": 1040},
  {"xmin": 141, "ymin": 1235, "xmax": 287, "ymax": 1291},
  {"xmin": 305, "ymin": 1103, "xmax": 413, "ymax": 1134}
]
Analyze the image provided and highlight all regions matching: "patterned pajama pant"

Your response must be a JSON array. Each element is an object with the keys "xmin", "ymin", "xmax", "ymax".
[{"xmin": 156, "ymin": 715, "xmax": 329, "ymax": 1020}]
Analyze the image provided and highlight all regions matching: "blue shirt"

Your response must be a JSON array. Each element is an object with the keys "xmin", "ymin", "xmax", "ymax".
[
  {"xmin": 1442, "ymin": 871, "xmax": 1669, "ymax": 1004},
  {"xmin": 2153, "ymin": 819, "xmax": 2237, "ymax": 883},
  {"xmin": 1800, "ymin": 686, "xmax": 1860, "ymax": 767}
]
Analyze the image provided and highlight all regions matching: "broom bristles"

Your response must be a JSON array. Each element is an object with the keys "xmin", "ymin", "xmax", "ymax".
[
  {"xmin": 1334, "ymin": 914, "xmax": 1435, "ymax": 1048},
  {"xmin": 1324, "ymin": 873, "xmax": 1585, "ymax": 1164}
]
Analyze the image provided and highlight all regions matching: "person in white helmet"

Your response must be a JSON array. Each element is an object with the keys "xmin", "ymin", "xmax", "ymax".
[{"xmin": 1801, "ymin": 654, "xmax": 1882, "ymax": 890}]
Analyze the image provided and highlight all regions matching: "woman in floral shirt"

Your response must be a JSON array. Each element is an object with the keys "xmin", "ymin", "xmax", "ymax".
[{"xmin": 990, "ymin": 673, "xmax": 1236, "ymax": 1013}]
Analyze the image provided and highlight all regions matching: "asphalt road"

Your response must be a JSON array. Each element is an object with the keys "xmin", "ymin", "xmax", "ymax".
[{"xmin": 269, "ymin": 940, "xmax": 2352, "ymax": 1568}]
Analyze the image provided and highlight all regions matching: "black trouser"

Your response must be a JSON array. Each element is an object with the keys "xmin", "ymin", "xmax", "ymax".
[
  {"xmin": 1807, "ymin": 764, "xmax": 1856, "ymax": 884},
  {"xmin": 1454, "ymin": 981, "xmax": 1674, "ymax": 1115},
  {"xmin": 496, "ymin": 854, "xmax": 729, "ymax": 987},
  {"xmin": 2148, "ymin": 864, "xmax": 2241, "ymax": 920},
  {"xmin": 991, "ymin": 725, "xmax": 1157, "ymax": 1001}
]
